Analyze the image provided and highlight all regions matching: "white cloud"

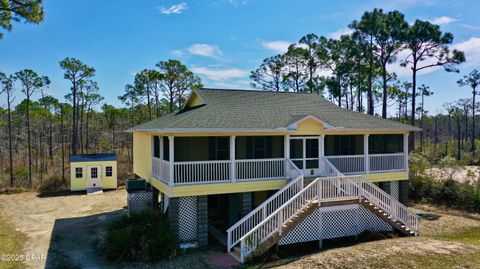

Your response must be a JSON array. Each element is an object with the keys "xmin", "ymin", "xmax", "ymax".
[
  {"xmin": 261, "ymin": 40, "xmax": 292, "ymax": 54},
  {"xmin": 227, "ymin": 0, "xmax": 248, "ymax": 6},
  {"xmin": 430, "ymin": 16, "xmax": 457, "ymax": 25},
  {"xmin": 171, "ymin": 49, "xmax": 185, "ymax": 57},
  {"xmin": 192, "ymin": 66, "xmax": 248, "ymax": 81},
  {"xmin": 187, "ymin": 44, "xmax": 222, "ymax": 58},
  {"xmin": 453, "ymin": 37, "xmax": 480, "ymax": 67},
  {"xmin": 157, "ymin": 2, "xmax": 187, "ymax": 15},
  {"xmin": 329, "ymin": 28, "xmax": 353, "ymax": 39}
]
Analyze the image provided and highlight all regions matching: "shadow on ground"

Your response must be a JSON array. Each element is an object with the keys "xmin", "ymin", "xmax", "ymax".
[{"xmin": 45, "ymin": 209, "xmax": 126, "ymax": 268}]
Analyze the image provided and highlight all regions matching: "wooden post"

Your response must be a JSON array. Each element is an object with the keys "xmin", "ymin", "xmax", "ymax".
[
  {"xmin": 230, "ymin": 136, "xmax": 236, "ymax": 182},
  {"xmin": 404, "ymin": 133, "xmax": 409, "ymax": 172},
  {"xmin": 364, "ymin": 134, "xmax": 369, "ymax": 174},
  {"xmin": 169, "ymin": 136, "xmax": 174, "ymax": 187}
]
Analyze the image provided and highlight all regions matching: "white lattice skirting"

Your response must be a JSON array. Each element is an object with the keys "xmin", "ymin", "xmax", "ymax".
[
  {"xmin": 178, "ymin": 196, "xmax": 198, "ymax": 243},
  {"xmin": 390, "ymin": 181, "xmax": 400, "ymax": 200},
  {"xmin": 279, "ymin": 204, "xmax": 392, "ymax": 245},
  {"xmin": 127, "ymin": 191, "xmax": 153, "ymax": 216}
]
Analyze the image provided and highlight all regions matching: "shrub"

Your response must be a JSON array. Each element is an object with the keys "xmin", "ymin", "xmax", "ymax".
[{"xmin": 104, "ymin": 212, "xmax": 176, "ymax": 262}]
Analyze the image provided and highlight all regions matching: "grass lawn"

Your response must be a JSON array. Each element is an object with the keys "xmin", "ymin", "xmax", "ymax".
[
  {"xmin": 0, "ymin": 215, "xmax": 26, "ymax": 269},
  {"xmin": 435, "ymin": 226, "xmax": 480, "ymax": 246}
]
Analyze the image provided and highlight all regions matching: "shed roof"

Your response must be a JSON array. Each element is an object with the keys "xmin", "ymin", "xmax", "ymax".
[
  {"xmin": 70, "ymin": 153, "xmax": 117, "ymax": 163},
  {"xmin": 129, "ymin": 88, "xmax": 420, "ymax": 132}
]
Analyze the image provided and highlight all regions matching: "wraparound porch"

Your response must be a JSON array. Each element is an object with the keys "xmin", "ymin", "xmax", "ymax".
[{"xmin": 150, "ymin": 134, "xmax": 409, "ymax": 187}]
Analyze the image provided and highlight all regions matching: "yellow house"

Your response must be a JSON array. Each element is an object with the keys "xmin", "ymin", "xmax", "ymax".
[
  {"xmin": 128, "ymin": 88, "xmax": 421, "ymax": 262},
  {"xmin": 70, "ymin": 153, "xmax": 118, "ymax": 192}
]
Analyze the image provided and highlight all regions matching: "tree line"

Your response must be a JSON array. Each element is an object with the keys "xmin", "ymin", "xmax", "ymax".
[
  {"xmin": 250, "ymin": 9, "xmax": 466, "ymax": 149},
  {"xmin": 0, "ymin": 58, "xmax": 201, "ymax": 189}
]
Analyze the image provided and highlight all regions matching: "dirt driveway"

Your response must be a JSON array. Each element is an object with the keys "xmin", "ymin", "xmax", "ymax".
[{"xmin": 0, "ymin": 190, "xmax": 127, "ymax": 268}]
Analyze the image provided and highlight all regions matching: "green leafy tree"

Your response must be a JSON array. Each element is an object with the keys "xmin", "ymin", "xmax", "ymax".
[
  {"xmin": 457, "ymin": 69, "xmax": 480, "ymax": 156},
  {"xmin": 299, "ymin": 33, "xmax": 321, "ymax": 93},
  {"xmin": 14, "ymin": 69, "xmax": 49, "ymax": 186},
  {"xmin": 0, "ymin": 0, "xmax": 44, "ymax": 39},
  {"xmin": 401, "ymin": 20, "xmax": 465, "ymax": 150},
  {"xmin": 282, "ymin": 45, "xmax": 309, "ymax": 92},
  {"xmin": 250, "ymin": 55, "xmax": 285, "ymax": 91},
  {"xmin": 417, "ymin": 84, "xmax": 433, "ymax": 151},
  {"xmin": 59, "ymin": 57, "xmax": 95, "ymax": 154},
  {"xmin": 155, "ymin": 60, "xmax": 202, "ymax": 113}
]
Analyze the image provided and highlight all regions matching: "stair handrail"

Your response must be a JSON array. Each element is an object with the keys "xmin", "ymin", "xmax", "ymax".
[
  {"xmin": 323, "ymin": 156, "xmax": 419, "ymax": 234},
  {"xmin": 237, "ymin": 175, "xmax": 362, "ymax": 263},
  {"xmin": 357, "ymin": 178, "xmax": 420, "ymax": 234},
  {"xmin": 237, "ymin": 177, "xmax": 319, "ymax": 262},
  {"xmin": 226, "ymin": 159, "xmax": 304, "ymax": 252}
]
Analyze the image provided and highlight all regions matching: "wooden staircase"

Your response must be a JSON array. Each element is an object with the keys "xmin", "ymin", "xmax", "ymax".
[
  {"xmin": 361, "ymin": 199, "xmax": 416, "ymax": 236},
  {"xmin": 227, "ymin": 158, "xmax": 420, "ymax": 263}
]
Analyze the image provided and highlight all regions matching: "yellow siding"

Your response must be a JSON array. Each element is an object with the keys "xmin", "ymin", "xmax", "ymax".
[
  {"xmin": 70, "ymin": 160, "xmax": 117, "ymax": 191},
  {"xmin": 365, "ymin": 172, "xmax": 408, "ymax": 182},
  {"xmin": 293, "ymin": 118, "xmax": 324, "ymax": 135},
  {"xmin": 133, "ymin": 132, "xmax": 152, "ymax": 179},
  {"xmin": 148, "ymin": 178, "xmax": 287, "ymax": 197}
]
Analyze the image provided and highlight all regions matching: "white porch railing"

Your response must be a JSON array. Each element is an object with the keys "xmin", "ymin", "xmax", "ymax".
[
  {"xmin": 369, "ymin": 153, "xmax": 406, "ymax": 173},
  {"xmin": 227, "ymin": 159, "xmax": 303, "ymax": 253},
  {"xmin": 326, "ymin": 155, "xmax": 365, "ymax": 175},
  {"xmin": 236, "ymin": 158, "xmax": 285, "ymax": 181},
  {"xmin": 174, "ymin": 160, "xmax": 231, "ymax": 185},
  {"xmin": 152, "ymin": 157, "xmax": 170, "ymax": 184}
]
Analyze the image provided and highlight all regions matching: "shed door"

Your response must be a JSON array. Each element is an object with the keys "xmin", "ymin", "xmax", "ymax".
[{"xmin": 87, "ymin": 165, "xmax": 102, "ymax": 188}]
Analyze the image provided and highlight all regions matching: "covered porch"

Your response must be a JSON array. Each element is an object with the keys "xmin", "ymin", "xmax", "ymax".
[{"xmin": 151, "ymin": 133, "xmax": 408, "ymax": 186}]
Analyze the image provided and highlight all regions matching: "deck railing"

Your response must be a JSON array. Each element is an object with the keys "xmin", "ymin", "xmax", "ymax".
[
  {"xmin": 174, "ymin": 160, "xmax": 232, "ymax": 185},
  {"xmin": 325, "ymin": 155, "xmax": 365, "ymax": 175},
  {"xmin": 236, "ymin": 158, "xmax": 285, "ymax": 181},
  {"xmin": 369, "ymin": 153, "xmax": 406, "ymax": 172},
  {"xmin": 152, "ymin": 157, "xmax": 170, "ymax": 184},
  {"xmin": 152, "ymin": 153, "xmax": 407, "ymax": 185}
]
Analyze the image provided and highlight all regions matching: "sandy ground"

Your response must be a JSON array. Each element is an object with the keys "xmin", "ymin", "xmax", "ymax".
[
  {"xmin": 426, "ymin": 165, "xmax": 480, "ymax": 183},
  {"xmin": 1, "ymin": 190, "xmax": 480, "ymax": 269},
  {"xmin": 0, "ymin": 189, "xmax": 127, "ymax": 269},
  {"xmin": 276, "ymin": 207, "xmax": 480, "ymax": 269}
]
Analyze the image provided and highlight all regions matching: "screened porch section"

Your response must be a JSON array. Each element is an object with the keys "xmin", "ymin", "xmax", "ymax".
[
  {"xmin": 150, "ymin": 133, "xmax": 409, "ymax": 186},
  {"xmin": 324, "ymin": 134, "xmax": 407, "ymax": 175},
  {"xmin": 151, "ymin": 136, "xmax": 287, "ymax": 186}
]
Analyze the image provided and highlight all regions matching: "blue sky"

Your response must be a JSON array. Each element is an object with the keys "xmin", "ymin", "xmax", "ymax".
[{"xmin": 1, "ymin": 0, "xmax": 480, "ymax": 115}]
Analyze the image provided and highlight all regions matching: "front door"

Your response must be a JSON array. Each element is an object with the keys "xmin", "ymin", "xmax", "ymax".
[
  {"xmin": 290, "ymin": 137, "xmax": 321, "ymax": 177},
  {"xmin": 87, "ymin": 165, "xmax": 102, "ymax": 189}
]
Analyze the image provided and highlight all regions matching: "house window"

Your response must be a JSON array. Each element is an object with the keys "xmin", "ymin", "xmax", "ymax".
[
  {"xmin": 75, "ymin": 167, "xmax": 83, "ymax": 178},
  {"xmin": 91, "ymin": 167, "xmax": 98, "ymax": 179},
  {"xmin": 106, "ymin": 166, "xmax": 113, "ymax": 177}
]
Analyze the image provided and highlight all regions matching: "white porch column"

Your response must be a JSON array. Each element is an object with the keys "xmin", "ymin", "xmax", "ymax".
[
  {"xmin": 168, "ymin": 136, "xmax": 174, "ymax": 187},
  {"xmin": 230, "ymin": 136, "xmax": 236, "ymax": 182},
  {"xmin": 404, "ymin": 133, "xmax": 409, "ymax": 172},
  {"xmin": 364, "ymin": 134, "xmax": 369, "ymax": 174},
  {"xmin": 284, "ymin": 135, "xmax": 290, "ymax": 176}
]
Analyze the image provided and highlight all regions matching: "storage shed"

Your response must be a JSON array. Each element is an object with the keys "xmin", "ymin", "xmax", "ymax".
[{"xmin": 70, "ymin": 153, "xmax": 118, "ymax": 192}]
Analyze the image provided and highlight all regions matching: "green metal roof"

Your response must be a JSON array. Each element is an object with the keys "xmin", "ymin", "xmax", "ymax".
[{"xmin": 129, "ymin": 88, "xmax": 420, "ymax": 132}]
